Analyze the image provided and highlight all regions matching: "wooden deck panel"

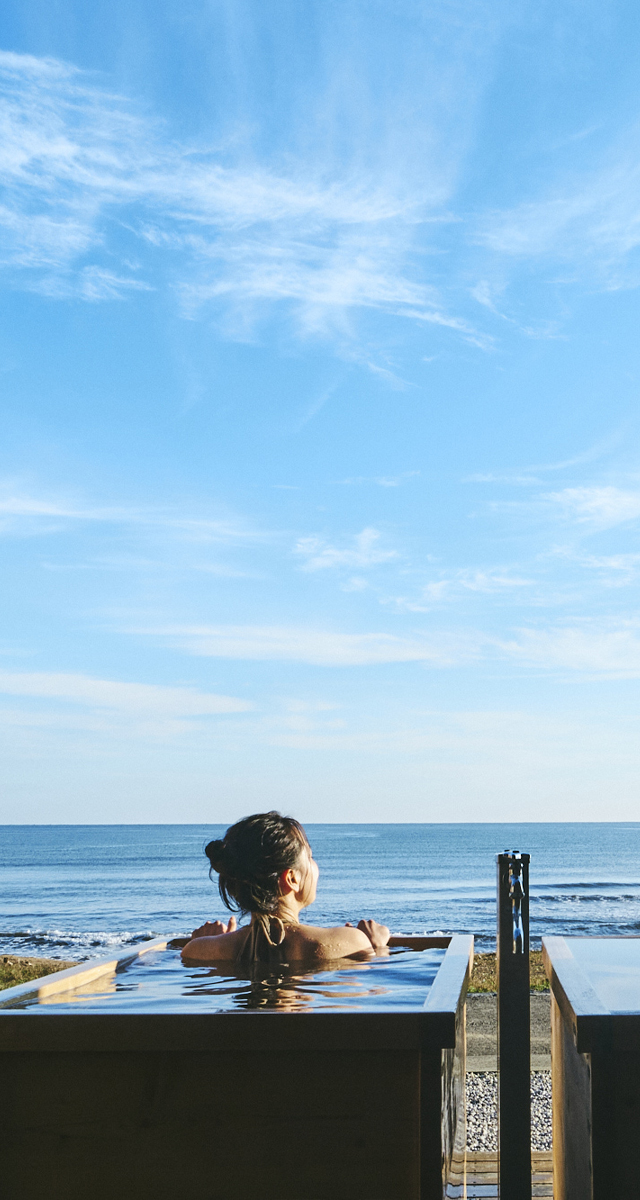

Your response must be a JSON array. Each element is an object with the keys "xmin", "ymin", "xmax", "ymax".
[{"xmin": 465, "ymin": 1152, "xmax": 553, "ymax": 1198}]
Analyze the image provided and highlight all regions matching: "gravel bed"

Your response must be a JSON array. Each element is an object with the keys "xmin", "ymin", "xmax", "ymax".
[{"xmin": 466, "ymin": 1072, "xmax": 552, "ymax": 1152}]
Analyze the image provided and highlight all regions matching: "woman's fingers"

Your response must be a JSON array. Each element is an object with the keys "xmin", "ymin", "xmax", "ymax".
[
  {"xmin": 190, "ymin": 919, "xmax": 224, "ymax": 938},
  {"xmin": 190, "ymin": 923, "xmax": 209, "ymax": 939},
  {"xmin": 190, "ymin": 916, "xmax": 237, "ymax": 938},
  {"xmin": 356, "ymin": 918, "xmax": 391, "ymax": 948}
]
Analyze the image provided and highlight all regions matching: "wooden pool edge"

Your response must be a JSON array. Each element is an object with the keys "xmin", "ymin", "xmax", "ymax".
[
  {"xmin": 0, "ymin": 933, "xmax": 473, "ymax": 1056},
  {"xmin": 0, "ymin": 932, "xmax": 462, "ymax": 1008},
  {"xmin": 0, "ymin": 936, "xmax": 170, "ymax": 1008}
]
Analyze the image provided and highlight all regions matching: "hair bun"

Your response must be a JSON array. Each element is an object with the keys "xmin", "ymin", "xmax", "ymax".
[{"xmin": 205, "ymin": 838, "xmax": 226, "ymax": 873}]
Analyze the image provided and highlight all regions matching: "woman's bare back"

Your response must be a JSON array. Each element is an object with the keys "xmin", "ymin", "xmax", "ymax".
[{"xmin": 182, "ymin": 918, "xmax": 382, "ymax": 964}]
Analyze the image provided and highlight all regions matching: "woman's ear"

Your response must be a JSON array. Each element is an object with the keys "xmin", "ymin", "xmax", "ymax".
[{"xmin": 278, "ymin": 865, "xmax": 301, "ymax": 896}]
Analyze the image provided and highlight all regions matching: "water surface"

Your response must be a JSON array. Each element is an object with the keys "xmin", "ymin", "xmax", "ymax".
[
  {"xmin": 9, "ymin": 945, "xmax": 445, "ymax": 1014},
  {"xmin": 2, "ymin": 823, "xmax": 640, "ymax": 958}
]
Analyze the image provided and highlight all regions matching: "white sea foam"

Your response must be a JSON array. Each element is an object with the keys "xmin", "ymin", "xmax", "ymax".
[{"xmin": 0, "ymin": 928, "xmax": 171, "ymax": 960}]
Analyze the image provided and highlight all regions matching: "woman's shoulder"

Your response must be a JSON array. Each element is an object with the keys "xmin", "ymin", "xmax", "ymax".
[{"xmin": 285, "ymin": 922, "xmax": 373, "ymax": 960}]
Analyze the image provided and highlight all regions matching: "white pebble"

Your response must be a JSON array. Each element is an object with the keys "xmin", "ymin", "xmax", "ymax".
[{"xmin": 465, "ymin": 1071, "xmax": 551, "ymax": 1152}]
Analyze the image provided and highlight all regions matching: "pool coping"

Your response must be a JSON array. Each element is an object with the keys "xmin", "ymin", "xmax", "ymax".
[{"xmin": 0, "ymin": 933, "xmax": 473, "ymax": 1053}]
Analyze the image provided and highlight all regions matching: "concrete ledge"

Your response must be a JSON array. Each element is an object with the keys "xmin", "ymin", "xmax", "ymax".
[
  {"xmin": 467, "ymin": 1054, "xmax": 551, "ymax": 1071},
  {"xmin": 467, "ymin": 992, "xmax": 551, "ymax": 1073}
]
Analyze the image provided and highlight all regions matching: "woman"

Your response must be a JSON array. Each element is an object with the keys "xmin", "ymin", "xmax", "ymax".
[{"xmin": 182, "ymin": 811, "xmax": 390, "ymax": 964}]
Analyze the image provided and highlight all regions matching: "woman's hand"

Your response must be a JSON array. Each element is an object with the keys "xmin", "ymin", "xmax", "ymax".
[
  {"xmin": 345, "ymin": 919, "xmax": 390, "ymax": 952},
  {"xmin": 189, "ymin": 916, "xmax": 237, "ymax": 939}
]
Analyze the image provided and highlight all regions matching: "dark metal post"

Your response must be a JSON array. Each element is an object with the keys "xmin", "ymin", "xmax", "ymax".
[{"xmin": 497, "ymin": 851, "xmax": 531, "ymax": 1199}]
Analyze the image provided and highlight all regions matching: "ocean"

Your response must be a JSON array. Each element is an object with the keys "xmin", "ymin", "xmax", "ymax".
[{"xmin": 2, "ymin": 822, "xmax": 640, "ymax": 959}]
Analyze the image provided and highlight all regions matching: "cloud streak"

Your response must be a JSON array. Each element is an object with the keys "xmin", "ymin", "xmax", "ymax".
[
  {"xmin": 0, "ymin": 487, "xmax": 265, "ymax": 544},
  {"xmin": 0, "ymin": 48, "xmax": 480, "ymax": 349},
  {"xmin": 338, "ymin": 471, "xmax": 420, "ymax": 487},
  {"xmin": 134, "ymin": 617, "xmax": 640, "ymax": 678},
  {"xmin": 0, "ymin": 669, "xmax": 251, "ymax": 715},
  {"xmin": 388, "ymin": 568, "xmax": 532, "ymax": 612},
  {"xmin": 295, "ymin": 527, "xmax": 397, "ymax": 572},
  {"xmin": 501, "ymin": 623, "xmax": 640, "ymax": 678},
  {"xmin": 139, "ymin": 623, "xmax": 474, "ymax": 667},
  {"xmin": 546, "ymin": 486, "xmax": 640, "ymax": 530},
  {"xmin": 479, "ymin": 120, "xmax": 640, "ymax": 284}
]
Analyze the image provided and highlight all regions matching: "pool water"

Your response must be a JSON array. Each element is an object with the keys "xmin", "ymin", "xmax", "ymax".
[
  {"xmin": 12, "ymin": 945, "xmax": 446, "ymax": 1014},
  {"xmin": 568, "ymin": 936, "xmax": 640, "ymax": 1014}
]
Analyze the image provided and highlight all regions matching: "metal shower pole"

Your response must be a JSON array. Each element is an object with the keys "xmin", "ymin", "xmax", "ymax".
[{"xmin": 496, "ymin": 851, "xmax": 531, "ymax": 1199}]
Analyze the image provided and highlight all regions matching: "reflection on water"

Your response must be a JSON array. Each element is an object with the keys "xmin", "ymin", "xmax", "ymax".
[
  {"xmin": 566, "ymin": 936, "xmax": 640, "ymax": 1014},
  {"xmin": 13, "ymin": 946, "xmax": 445, "ymax": 1014},
  {"xmin": 189, "ymin": 958, "xmax": 399, "ymax": 1012}
]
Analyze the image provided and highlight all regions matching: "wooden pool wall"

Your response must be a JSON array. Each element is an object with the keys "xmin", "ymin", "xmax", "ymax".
[
  {"xmin": 543, "ymin": 934, "xmax": 640, "ymax": 1200},
  {"xmin": 0, "ymin": 932, "xmax": 473, "ymax": 1200}
]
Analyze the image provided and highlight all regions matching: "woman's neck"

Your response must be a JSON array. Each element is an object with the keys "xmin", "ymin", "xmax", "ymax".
[{"xmin": 265, "ymin": 898, "xmax": 303, "ymax": 925}]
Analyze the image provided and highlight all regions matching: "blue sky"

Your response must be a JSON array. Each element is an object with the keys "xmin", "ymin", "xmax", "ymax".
[{"xmin": 2, "ymin": 0, "xmax": 640, "ymax": 822}]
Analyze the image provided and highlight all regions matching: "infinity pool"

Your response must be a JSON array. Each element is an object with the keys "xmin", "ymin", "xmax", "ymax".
[
  {"xmin": 8, "ymin": 943, "xmax": 446, "ymax": 1013},
  {"xmin": 1, "ymin": 934, "xmax": 471, "ymax": 1198}
]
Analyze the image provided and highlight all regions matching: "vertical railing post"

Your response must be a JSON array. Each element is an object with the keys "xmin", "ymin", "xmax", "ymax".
[{"xmin": 497, "ymin": 851, "xmax": 531, "ymax": 1199}]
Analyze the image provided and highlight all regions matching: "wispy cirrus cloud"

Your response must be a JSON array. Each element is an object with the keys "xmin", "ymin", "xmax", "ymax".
[
  {"xmin": 132, "ymin": 617, "xmax": 640, "ymax": 678},
  {"xmin": 135, "ymin": 623, "xmax": 475, "ymax": 667},
  {"xmin": 479, "ymin": 121, "xmax": 640, "ymax": 283},
  {"xmin": 464, "ymin": 439, "xmax": 621, "ymax": 487},
  {"xmin": 0, "ymin": 486, "xmax": 264, "ymax": 544},
  {"xmin": 546, "ymin": 486, "xmax": 640, "ymax": 529},
  {"xmin": 338, "ymin": 470, "xmax": 420, "ymax": 487},
  {"xmin": 454, "ymin": 570, "xmax": 532, "ymax": 594},
  {"xmin": 481, "ymin": 481, "xmax": 640, "ymax": 538},
  {"xmin": 38, "ymin": 264, "xmax": 152, "ymax": 302},
  {"xmin": 0, "ymin": 48, "xmax": 482, "ymax": 351},
  {"xmin": 0, "ymin": 669, "xmax": 251, "ymax": 715},
  {"xmin": 578, "ymin": 552, "xmax": 640, "ymax": 587},
  {"xmin": 387, "ymin": 568, "xmax": 532, "ymax": 612},
  {"xmin": 465, "ymin": 472, "xmax": 542, "ymax": 486},
  {"xmin": 294, "ymin": 526, "xmax": 397, "ymax": 572},
  {"xmin": 501, "ymin": 622, "xmax": 640, "ymax": 678}
]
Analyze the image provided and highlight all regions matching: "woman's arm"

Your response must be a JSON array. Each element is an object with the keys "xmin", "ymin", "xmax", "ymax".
[{"xmin": 180, "ymin": 916, "xmax": 238, "ymax": 961}]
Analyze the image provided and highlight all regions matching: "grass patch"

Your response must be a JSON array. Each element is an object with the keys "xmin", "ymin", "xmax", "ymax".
[
  {"xmin": 468, "ymin": 950, "xmax": 549, "ymax": 993},
  {"xmin": 0, "ymin": 955, "xmax": 77, "ymax": 991}
]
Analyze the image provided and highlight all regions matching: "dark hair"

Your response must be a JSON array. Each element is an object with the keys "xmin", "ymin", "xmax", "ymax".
[{"xmin": 205, "ymin": 811, "xmax": 309, "ymax": 917}]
